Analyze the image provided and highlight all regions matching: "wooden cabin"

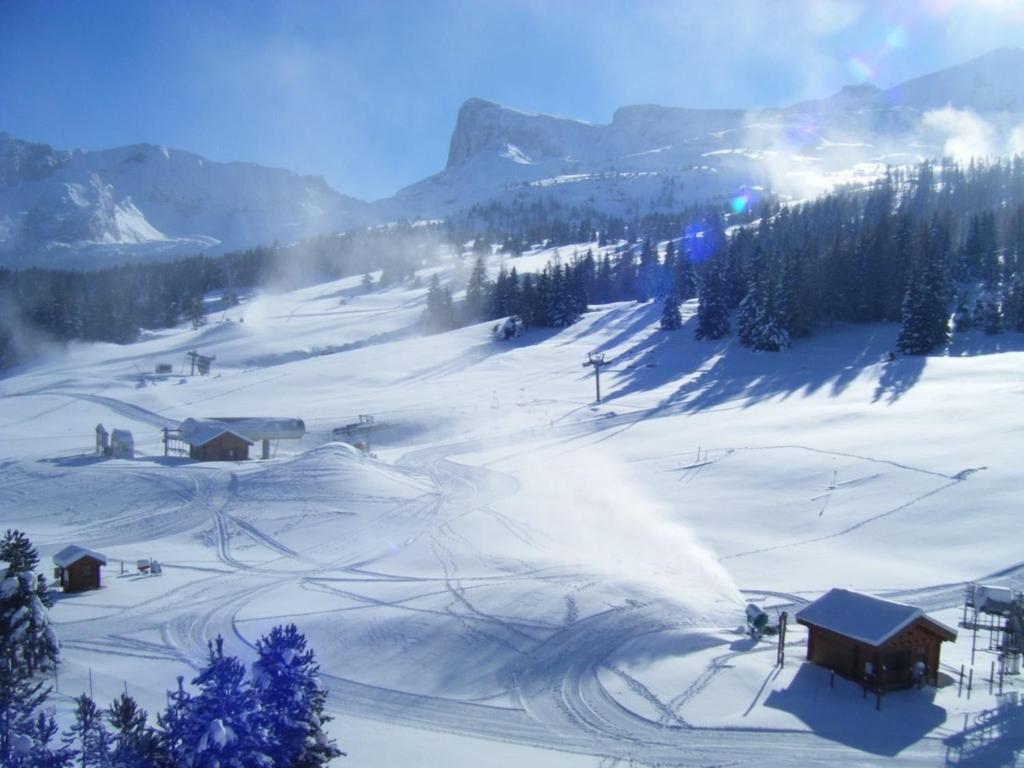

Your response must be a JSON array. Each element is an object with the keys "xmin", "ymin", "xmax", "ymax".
[
  {"xmin": 796, "ymin": 588, "xmax": 957, "ymax": 689},
  {"xmin": 52, "ymin": 545, "xmax": 107, "ymax": 592},
  {"xmin": 189, "ymin": 430, "xmax": 252, "ymax": 461},
  {"xmin": 177, "ymin": 417, "xmax": 304, "ymax": 461}
]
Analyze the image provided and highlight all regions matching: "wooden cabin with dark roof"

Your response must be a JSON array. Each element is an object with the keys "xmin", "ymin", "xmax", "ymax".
[{"xmin": 795, "ymin": 588, "xmax": 957, "ymax": 689}]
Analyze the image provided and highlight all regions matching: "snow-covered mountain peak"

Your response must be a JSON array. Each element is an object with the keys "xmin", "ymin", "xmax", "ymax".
[
  {"xmin": 0, "ymin": 136, "xmax": 372, "ymax": 268},
  {"xmin": 886, "ymin": 46, "xmax": 1024, "ymax": 113},
  {"xmin": 446, "ymin": 97, "xmax": 596, "ymax": 168}
]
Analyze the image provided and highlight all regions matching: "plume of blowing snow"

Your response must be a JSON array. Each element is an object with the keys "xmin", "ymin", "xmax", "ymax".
[
  {"xmin": 922, "ymin": 107, "xmax": 998, "ymax": 161},
  {"xmin": 510, "ymin": 451, "xmax": 741, "ymax": 616}
]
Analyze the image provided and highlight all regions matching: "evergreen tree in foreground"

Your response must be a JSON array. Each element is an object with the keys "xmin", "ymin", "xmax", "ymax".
[
  {"xmin": 7, "ymin": 710, "xmax": 74, "ymax": 768},
  {"xmin": 108, "ymin": 693, "xmax": 160, "ymax": 768},
  {"xmin": 0, "ymin": 530, "xmax": 59, "ymax": 675},
  {"xmin": 63, "ymin": 694, "xmax": 111, "ymax": 768},
  {"xmin": 0, "ymin": 661, "xmax": 52, "ymax": 765},
  {"xmin": 155, "ymin": 677, "xmax": 191, "ymax": 767},
  {"xmin": 185, "ymin": 636, "xmax": 262, "ymax": 768},
  {"xmin": 252, "ymin": 624, "xmax": 343, "ymax": 768}
]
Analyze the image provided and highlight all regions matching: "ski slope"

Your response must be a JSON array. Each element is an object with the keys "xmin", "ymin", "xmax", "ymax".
[{"xmin": 1, "ymin": 249, "xmax": 1022, "ymax": 766}]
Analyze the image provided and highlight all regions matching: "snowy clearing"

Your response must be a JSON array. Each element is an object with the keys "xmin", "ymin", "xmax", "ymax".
[{"xmin": 2, "ymin": 258, "xmax": 1023, "ymax": 766}]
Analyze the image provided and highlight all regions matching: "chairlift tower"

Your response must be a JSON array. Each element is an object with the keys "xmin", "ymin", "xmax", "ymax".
[{"xmin": 582, "ymin": 352, "xmax": 609, "ymax": 403}]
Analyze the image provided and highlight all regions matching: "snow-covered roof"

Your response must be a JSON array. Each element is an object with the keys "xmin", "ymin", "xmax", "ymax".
[
  {"xmin": 53, "ymin": 545, "xmax": 108, "ymax": 567},
  {"xmin": 207, "ymin": 417, "xmax": 306, "ymax": 440},
  {"xmin": 795, "ymin": 588, "xmax": 956, "ymax": 647},
  {"xmin": 179, "ymin": 418, "xmax": 254, "ymax": 447},
  {"xmin": 180, "ymin": 417, "xmax": 303, "ymax": 445}
]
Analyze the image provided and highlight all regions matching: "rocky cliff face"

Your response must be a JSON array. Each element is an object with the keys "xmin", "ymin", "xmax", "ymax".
[{"xmin": 388, "ymin": 48, "xmax": 1024, "ymax": 221}]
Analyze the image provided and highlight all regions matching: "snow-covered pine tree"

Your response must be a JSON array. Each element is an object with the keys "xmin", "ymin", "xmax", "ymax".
[
  {"xmin": 671, "ymin": 246, "xmax": 697, "ymax": 301},
  {"xmin": 898, "ymin": 226, "xmax": 950, "ymax": 354},
  {"xmin": 594, "ymin": 255, "xmax": 613, "ymax": 303},
  {"xmin": 736, "ymin": 281, "xmax": 765, "ymax": 348},
  {"xmin": 424, "ymin": 275, "xmax": 455, "ymax": 333},
  {"xmin": 0, "ymin": 660, "xmax": 51, "ymax": 765},
  {"xmin": 659, "ymin": 295, "xmax": 682, "ymax": 330},
  {"xmin": 7, "ymin": 710, "xmax": 74, "ymax": 768},
  {"xmin": 637, "ymin": 237, "xmax": 658, "ymax": 300},
  {"xmin": 658, "ymin": 240, "xmax": 676, "ymax": 300},
  {"xmin": 464, "ymin": 256, "xmax": 489, "ymax": 322},
  {"xmin": 1004, "ymin": 273, "xmax": 1024, "ymax": 331},
  {"xmin": 981, "ymin": 290, "xmax": 1004, "ymax": 335},
  {"xmin": 545, "ymin": 264, "xmax": 580, "ymax": 328},
  {"xmin": 897, "ymin": 270, "xmax": 930, "ymax": 354},
  {"xmin": 953, "ymin": 293, "xmax": 974, "ymax": 332},
  {"xmin": 750, "ymin": 309, "xmax": 790, "ymax": 351},
  {"xmin": 0, "ymin": 531, "xmax": 59, "ymax": 675},
  {"xmin": 184, "ymin": 636, "xmax": 263, "ymax": 768},
  {"xmin": 107, "ymin": 693, "xmax": 159, "ymax": 768},
  {"xmin": 155, "ymin": 676, "xmax": 191, "ymax": 767},
  {"xmin": 694, "ymin": 264, "xmax": 730, "ymax": 341},
  {"xmin": 252, "ymin": 624, "xmax": 343, "ymax": 768},
  {"xmin": 63, "ymin": 694, "xmax": 111, "ymax": 768},
  {"xmin": 614, "ymin": 247, "xmax": 637, "ymax": 301}
]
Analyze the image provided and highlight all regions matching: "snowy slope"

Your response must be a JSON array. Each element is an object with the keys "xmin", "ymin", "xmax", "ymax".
[
  {"xmin": 0, "ymin": 134, "xmax": 371, "ymax": 268},
  {"xmin": 1, "ymin": 247, "xmax": 1023, "ymax": 765}
]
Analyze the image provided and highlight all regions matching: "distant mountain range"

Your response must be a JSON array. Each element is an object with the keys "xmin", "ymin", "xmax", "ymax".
[
  {"xmin": 0, "ymin": 137, "xmax": 370, "ymax": 268},
  {"xmin": 3, "ymin": 47, "xmax": 1024, "ymax": 268}
]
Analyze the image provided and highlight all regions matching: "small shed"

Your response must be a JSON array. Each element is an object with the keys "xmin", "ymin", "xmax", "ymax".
[
  {"xmin": 796, "ymin": 589, "xmax": 957, "ymax": 689},
  {"xmin": 179, "ymin": 418, "xmax": 254, "ymax": 461},
  {"xmin": 110, "ymin": 429, "xmax": 134, "ymax": 459},
  {"xmin": 53, "ymin": 545, "xmax": 107, "ymax": 592}
]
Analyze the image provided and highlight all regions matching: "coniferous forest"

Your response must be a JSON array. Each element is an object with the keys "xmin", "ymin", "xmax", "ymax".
[{"xmin": 3, "ymin": 158, "xmax": 1024, "ymax": 368}]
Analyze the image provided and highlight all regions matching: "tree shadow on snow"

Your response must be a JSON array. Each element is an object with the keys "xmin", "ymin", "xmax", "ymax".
[
  {"xmin": 947, "ymin": 331, "xmax": 1024, "ymax": 358},
  {"xmin": 764, "ymin": 663, "xmax": 946, "ymax": 757},
  {"xmin": 872, "ymin": 354, "xmax": 926, "ymax": 404},
  {"xmin": 607, "ymin": 323, "xmax": 912, "ymax": 413}
]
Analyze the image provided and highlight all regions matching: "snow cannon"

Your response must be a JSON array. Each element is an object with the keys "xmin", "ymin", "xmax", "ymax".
[{"xmin": 746, "ymin": 603, "xmax": 770, "ymax": 638}]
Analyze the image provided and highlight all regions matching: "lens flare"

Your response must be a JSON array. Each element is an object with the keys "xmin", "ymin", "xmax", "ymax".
[
  {"xmin": 730, "ymin": 194, "xmax": 749, "ymax": 214},
  {"xmin": 885, "ymin": 26, "xmax": 908, "ymax": 49},
  {"xmin": 847, "ymin": 55, "xmax": 874, "ymax": 81}
]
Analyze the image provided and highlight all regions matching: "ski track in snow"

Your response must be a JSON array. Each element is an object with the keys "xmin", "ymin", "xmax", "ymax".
[
  {"xmin": 47, "ymin": 433, "xmax": 955, "ymax": 765},
  {"xmin": 8, "ymin": 327, "xmax": 1013, "ymax": 766}
]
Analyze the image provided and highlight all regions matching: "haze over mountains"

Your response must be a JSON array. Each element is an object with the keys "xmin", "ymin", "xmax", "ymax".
[{"xmin": 3, "ymin": 47, "xmax": 1024, "ymax": 268}]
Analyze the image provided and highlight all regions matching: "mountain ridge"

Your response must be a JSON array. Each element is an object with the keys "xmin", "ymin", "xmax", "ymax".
[{"xmin": 4, "ymin": 47, "xmax": 1024, "ymax": 268}]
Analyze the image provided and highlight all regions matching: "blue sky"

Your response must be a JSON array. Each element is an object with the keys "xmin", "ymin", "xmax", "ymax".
[{"xmin": 3, "ymin": 0, "xmax": 1023, "ymax": 200}]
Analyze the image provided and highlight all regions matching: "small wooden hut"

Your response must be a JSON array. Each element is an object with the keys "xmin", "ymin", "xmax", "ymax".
[
  {"xmin": 180, "ymin": 420, "xmax": 254, "ymax": 461},
  {"xmin": 796, "ymin": 588, "xmax": 957, "ymax": 689},
  {"xmin": 52, "ymin": 545, "xmax": 107, "ymax": 592}
]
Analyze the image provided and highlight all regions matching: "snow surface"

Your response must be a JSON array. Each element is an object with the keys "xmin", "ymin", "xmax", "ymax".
[{"xmin": 2, "ymin": 247, "xmax": 1024, "ymax": 765}]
